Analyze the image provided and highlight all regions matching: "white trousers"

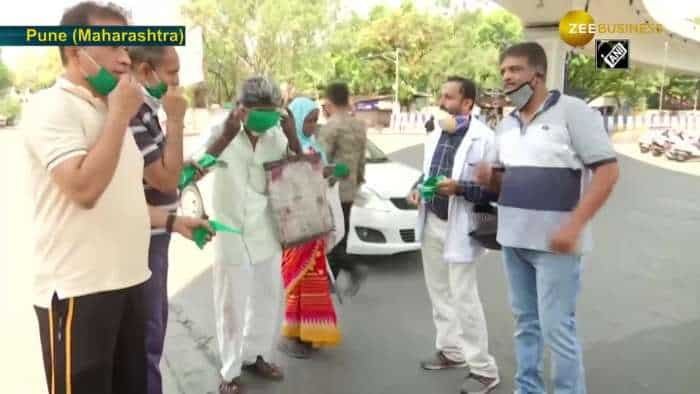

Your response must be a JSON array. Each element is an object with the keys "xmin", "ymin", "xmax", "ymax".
[
  {"xmin": 421, "ymin": 213, "xmax": 499, "ymax": 378},
  {"xmin": 213, "ymin": 252, "xmax": 283, "ymax": 381}
]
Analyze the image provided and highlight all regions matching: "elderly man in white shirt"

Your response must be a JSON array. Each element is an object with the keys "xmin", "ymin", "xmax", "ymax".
[{"xmin": 195, "ymin": 76, "xmax": 302, "ymax": 394}]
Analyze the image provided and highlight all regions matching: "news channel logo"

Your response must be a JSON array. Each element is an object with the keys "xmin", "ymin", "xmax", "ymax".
[
  {"xmin": 596, "ymin": 39, "xmax": 630, "ymax": 69},
  {"xmin": 558, "ymin": 9, "xmax": 662, "ymax": 48}
]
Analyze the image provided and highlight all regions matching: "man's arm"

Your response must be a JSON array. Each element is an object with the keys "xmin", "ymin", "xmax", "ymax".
[
  {"xmin": 49, "ymin": 75, "xmax": 144, "ymax": 209},
  {"xmin": 206, "ymin": 107, "xmax": 245, "ymax": 158},
  {"xmin": 357, "ymin": 128, "xmax": 368, "ymax": 184},
  {"xmin": 317, "ymin": 121, "xmax": 338, "ymax": 163},
  {"xmin": 565, "ymin": 162, "xmax": 619, "ymax": 231},
  {"xmin": 142, "ymin": 87, "xmax": 187, "ymax": 193}
]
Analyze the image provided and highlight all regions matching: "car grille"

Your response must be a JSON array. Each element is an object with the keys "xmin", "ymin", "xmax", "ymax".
[
  {"xmin": 391, "ymin": 198, "xmax": 418, "ymax": 210},
  {"xmin": 400, "ymin": 229, "xmax": 416, "ymax": 243}
]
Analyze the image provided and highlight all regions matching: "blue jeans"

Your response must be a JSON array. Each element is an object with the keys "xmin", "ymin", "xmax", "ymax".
[{"xmin": 502, "ymin": 247, "xmax": 586, "ymax": 394}]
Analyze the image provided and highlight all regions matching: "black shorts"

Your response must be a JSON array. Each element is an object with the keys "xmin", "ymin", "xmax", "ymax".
[{"xmin": 34, "ymin": 283, "xmax": 148, "ymax": 394}]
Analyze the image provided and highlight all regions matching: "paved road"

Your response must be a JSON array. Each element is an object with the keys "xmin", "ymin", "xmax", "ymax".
[{"xmin": 163, "ymin": 143, "xmax": 699, "ymax": 394}]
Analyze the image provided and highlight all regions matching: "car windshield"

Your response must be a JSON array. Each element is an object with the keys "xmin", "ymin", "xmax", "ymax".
[{"xmin": 366, "ymin": 140, "xmax": 389, "ymax": 163}]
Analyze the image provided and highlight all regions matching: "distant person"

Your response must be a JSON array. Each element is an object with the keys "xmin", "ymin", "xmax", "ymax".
[{"xmin": 318, "ymin": 82, "xmax": 369, "ymax": 296}]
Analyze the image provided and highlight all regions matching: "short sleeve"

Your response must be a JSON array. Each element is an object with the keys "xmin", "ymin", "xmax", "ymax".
[
  {"xmin": 23, "ymin": 91, "xmax": 88, "ymax": 172},
  {"xmin": 565, "ymin": 97, "xmax": 617, "ymax": 168},
  {"xmin": 129, "ymin": 104, "xmax": 162, "ymax": 166}
]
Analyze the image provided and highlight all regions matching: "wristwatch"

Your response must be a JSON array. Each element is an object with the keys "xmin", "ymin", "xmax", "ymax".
[{"xmin": 166, "ymin": 213, "xmax": 177, "ymax": 234}]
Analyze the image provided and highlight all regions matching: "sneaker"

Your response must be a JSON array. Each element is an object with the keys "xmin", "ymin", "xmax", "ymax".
[
  {"xmin": 460, "ymin": 373, "xmax": 500, "ymax": 394},
  {"xmin": 420, "ymin": 351, "xmax": 469, "ymax": 371}
]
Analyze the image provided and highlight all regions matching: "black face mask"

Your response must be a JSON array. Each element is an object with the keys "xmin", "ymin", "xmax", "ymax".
[{"xmin": 505, "ymin": 75, "xmax": 538, "ymax": 110}]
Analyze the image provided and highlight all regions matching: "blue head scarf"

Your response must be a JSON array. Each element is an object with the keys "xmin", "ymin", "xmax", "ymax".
[{"xmin": 288, "ymin": 97, "xmax": 326, "ymax": 163}]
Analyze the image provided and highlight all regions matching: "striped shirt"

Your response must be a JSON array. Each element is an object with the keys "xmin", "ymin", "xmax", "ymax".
[
  {"xmin": 129, "ymin": 95, "xmax": 179, "ymax": 235},
  {"xmin": 492, "ymin": 91, "xmax": 617, "ymax": 254},
  {"xmin": 423, "ymin": 116, "xmax": 497, "ymax": 220}
]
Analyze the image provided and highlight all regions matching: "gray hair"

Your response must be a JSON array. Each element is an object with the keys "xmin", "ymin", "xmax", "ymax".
[
  {"xmin": 238, "ymin": 76, "xmax": 282, "ymax": 107},
  {"xmin": 128, "ymin": 46, "xmax": 168, "ymax": 68}
]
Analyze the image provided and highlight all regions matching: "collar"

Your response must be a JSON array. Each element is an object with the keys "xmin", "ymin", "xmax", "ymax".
[{"xmin": 56, "ymin": 77, "xmax": 106, "ymax": 110}]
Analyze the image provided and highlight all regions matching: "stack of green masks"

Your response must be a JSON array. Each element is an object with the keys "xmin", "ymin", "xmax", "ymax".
[
  {"xmin": 419, "ymin": 175, "xmax": 447, "ymax": 200},
  {"xmin": 179, "ymin": 154, "xmax": 219, "ymax": 190}
]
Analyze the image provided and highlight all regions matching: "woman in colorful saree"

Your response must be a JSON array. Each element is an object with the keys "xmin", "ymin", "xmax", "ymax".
[{"xmin": 278, "ymin": 97, "xmax": 342, "ymax": 358}]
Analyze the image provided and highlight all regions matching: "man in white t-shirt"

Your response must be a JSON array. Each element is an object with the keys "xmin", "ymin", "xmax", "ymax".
[{"xmin": 22, "ymin": 3, "xmax": 209, "ymax": 393}]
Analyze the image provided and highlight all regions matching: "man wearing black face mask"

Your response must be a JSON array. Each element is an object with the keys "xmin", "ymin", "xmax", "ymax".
[{"xmin": 476, "ymin": 42, "xmax": 619, "ymax": 394}]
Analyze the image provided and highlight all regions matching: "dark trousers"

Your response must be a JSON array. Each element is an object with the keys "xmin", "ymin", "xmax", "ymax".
[
  {"xmin": 34, "ymin": 283, "xmax": 148, "ymax": 394},
  {"xmin": 145, "ymin": 234, "xmax": 171, "ymax": 394},
  {"xmin": 329, "ymin": 202, "xmax": 355, "ymax": 278}
]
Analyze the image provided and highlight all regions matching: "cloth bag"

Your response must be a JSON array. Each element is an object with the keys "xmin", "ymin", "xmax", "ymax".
[{"xmin": 265, "ymin": 153, "xmax": 333, "ymax": 248}]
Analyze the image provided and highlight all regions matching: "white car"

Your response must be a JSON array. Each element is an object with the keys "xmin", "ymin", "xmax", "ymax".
[{"xmin": 346, "ymin": 140, "xmax": 422, "ymax": 256}]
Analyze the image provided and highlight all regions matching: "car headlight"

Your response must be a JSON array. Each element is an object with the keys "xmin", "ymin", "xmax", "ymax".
[{"xmin": 354, "ymin": 186, "xmax": 394, "ymax": 212}]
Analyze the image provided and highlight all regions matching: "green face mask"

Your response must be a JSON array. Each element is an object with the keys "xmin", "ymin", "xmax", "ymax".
[
  {"xmin": 145, "ymin": 71, "xmax": 168, "ymax": 99},
  {"xmin": 245, "ymin": 110, "xmax": 281, "ymax": 134},
  {"xmin": 85, "ymin": 67, "xmax": 119, "ymax": 96},
  {"xmin": 81, "ymin": 51, "xmax": 118, "ymax": 96}
]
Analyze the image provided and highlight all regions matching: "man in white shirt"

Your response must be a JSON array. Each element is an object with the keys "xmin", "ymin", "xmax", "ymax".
[{"xmin": 197, "ymin": 76, "xmax": 302, "ymax": 394}]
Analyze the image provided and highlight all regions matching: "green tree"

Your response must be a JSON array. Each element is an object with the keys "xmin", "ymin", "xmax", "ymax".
[
  {"xmin": 0, "ymin": 95, "xmax": 22, "ymax": 124},
  {"xmin": 0, "ymin": 61, "xmax": 11, "ymax": 93},
  {"xmin": 13, "ymin": 49, "xmax": 62, "ymax": 92},
  {"xmin": 181, "ymin": 0, "xmax": 338, "ymax": 103},
  {"xmin": 567, "ymin": 53, "xmax": 657, "ymax": 110},
  {"xmin": 326, "ymin": 4, "xmax": 522, "ymax": 103}
]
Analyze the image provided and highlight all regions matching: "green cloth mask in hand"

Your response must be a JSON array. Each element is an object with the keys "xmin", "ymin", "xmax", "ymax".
[
  {"xmin": 179, "ymin": 154, "xmax": 218, "ymax": 190},
  {"xmin": 333, "ymin": 162, "xmax": 350, "ymax": 178},
  {"xmin": 419, "ymin": 175, "xmax": 447, "ymax": 200},
  {"xmin": 193, "ymin": 220, "xmax": 242, "ymax": 249}
]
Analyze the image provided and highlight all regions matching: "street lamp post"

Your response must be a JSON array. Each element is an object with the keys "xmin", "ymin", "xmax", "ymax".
[{"xmin": 659, "ymin": 41, "xmax": 669, "ymax": 111}]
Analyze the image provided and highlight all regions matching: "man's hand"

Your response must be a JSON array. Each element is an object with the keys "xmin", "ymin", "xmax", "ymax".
[
  {"xmin": 436, "ymin": 178, "xmax": 461, "ymax": 197},
  {"xmin": 108, "ymin": 74, "xmax": 144, "ymax": 121},
  {"xmin": 407, "ymin": 189, "xmax": 421, "ymax": 206},
  {"xmin": 173, "ymin": 216, "xmax": 214, "ymax": 241},
  {"xmin": 281, "ymin": 108, "xmax": 303, "ymax": 155},
  {"xmin": 161, "ymin": 86, "xmax": 187, "ymax": 124},
  {"xmin": 224, "ymin": 106, "xmax": 246, "ymax": 137},
  {"xmin": 190, "ymin": 159, "xmax": 211, "ymax": 182},
  {"xmin": 474, "ymin": 162, "xmax": 493, "ymax": 186},
  {"xmin": 549, "ymin": 223, "xmax": 581, "ymax": 254}
]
